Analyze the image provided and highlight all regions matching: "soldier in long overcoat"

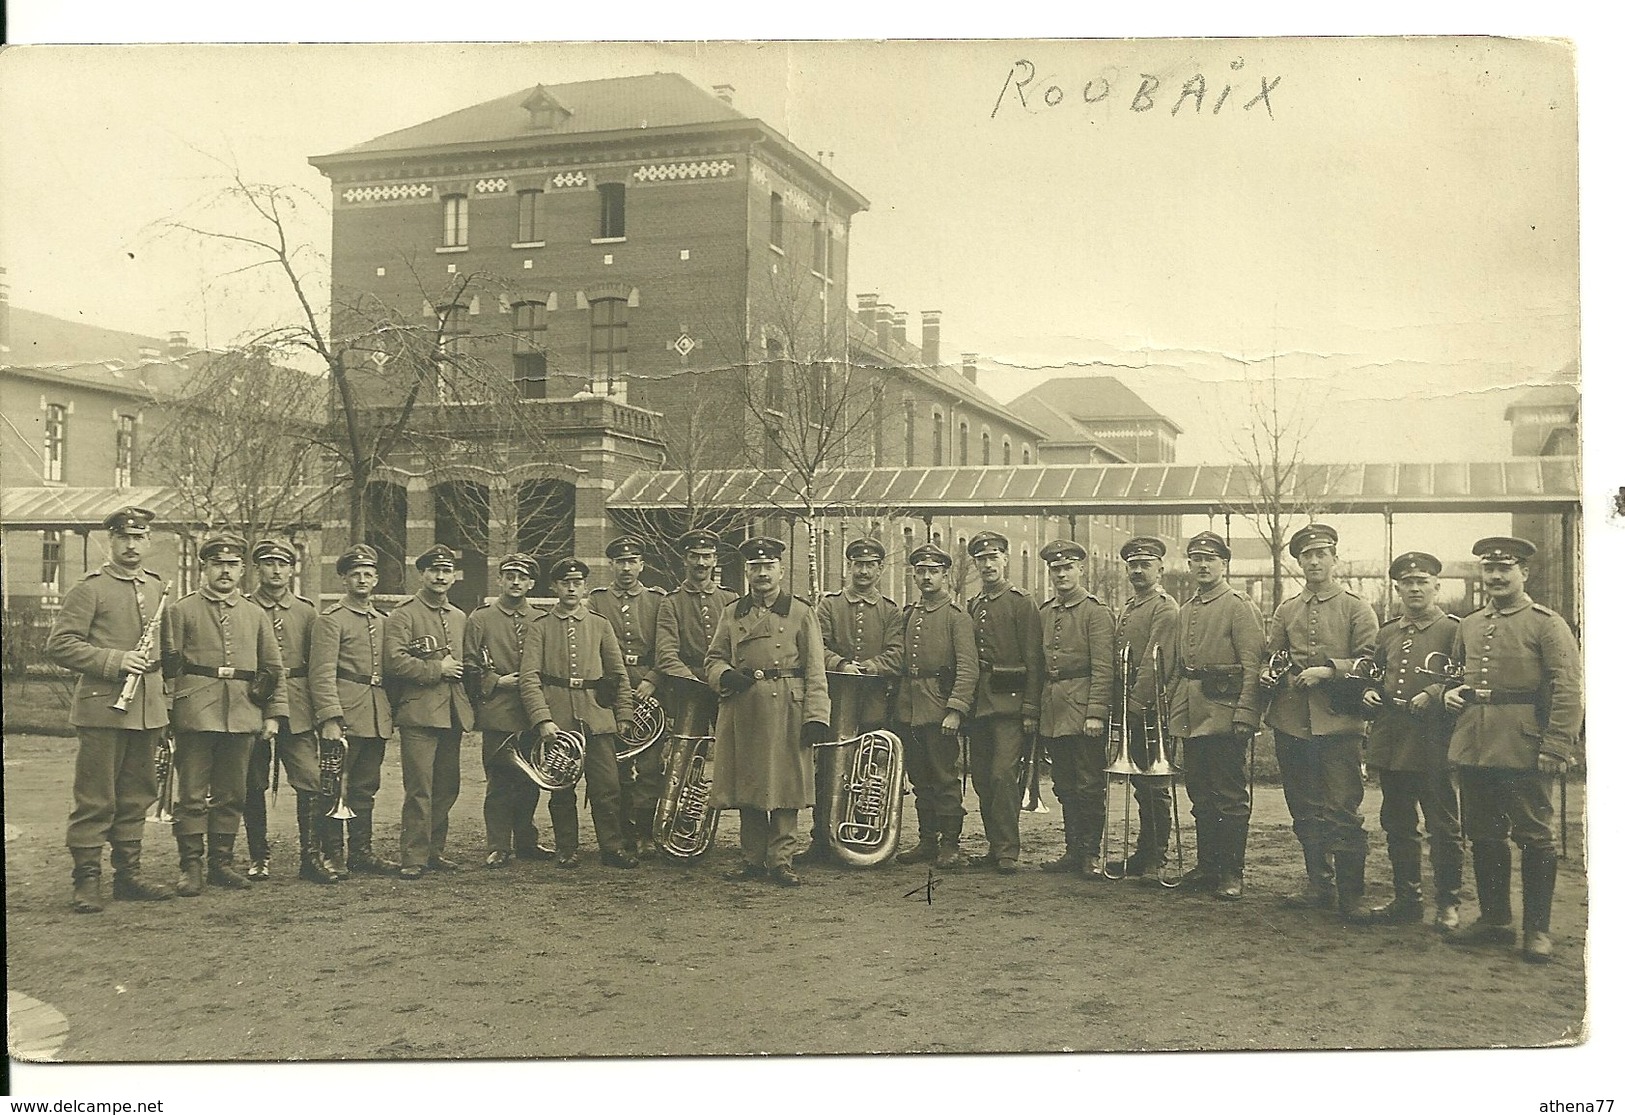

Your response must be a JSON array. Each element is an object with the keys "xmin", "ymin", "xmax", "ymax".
[
  {"xmin": 706, "ymin": 536, "xmax": 832, "ymax": 886},
  {"xmin": 46, "ymin": 505, "xmax": 176, "ymax": 911}
]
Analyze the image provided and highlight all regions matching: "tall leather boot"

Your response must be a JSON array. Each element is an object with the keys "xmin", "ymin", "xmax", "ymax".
[
  {"xmin": 243, "ymin": 784, "xmax": 270, "ymax": 880},
  {"xmin": 347, "ymin": 811, "xmax": 398, "ymax": 874},
  {"xmin": 1180, "ymin": 821, "xmax": 1219, "ymax": 890},
  {"xmin": 207, "ymin": 834, "xmax": 252, "ymax": 889},
  {"xmin": 1367, "ymin": 843, "xmax": 1424, "ymax": 923},
  {"xmin": 321, "ymin": 809, "xmax": 348, "ymax": 879},
  {"xmin": 1434, "ymin": 841, "xmax": 1465, "ymax": 932},
  {"xmin": 1283, "ymin": 842, "xmax": 1336, "ymax": 908},
  {"xmin": 1040, "ymin": 804, "xmax": 1081, "ymax": 872},
  {"xmin": 935, "ymin": 813, "xmax": 967, "ymax": 869},
  {"xmin": 896, "ymin": 831, "xmax": 939, "ymax": 865},
  {"xmin": 175, "ymin": 833, "xmax": 205, "ymax": 897},
  {"xmin": 1334, "ymin": 851, "xmax": 1373, "ymax": 922},
  {"xmin": 1453, "ymin": 842, "xmax": 1516, "ymax": 947},
  {"xmin": 70, "ymin": 847, "xmax": 104, "ymax": 913},
  {"xmin": 1521, "ymin": 847, "xmax": 1559, "ymax": 964},
  {"xmin": 1214, "ymin": 818, "xmax": 1245, "ymax": 901},
  {"xmin": 298, "ymin": 793, "xmax": 339, "ymax": 884},
  {"xmin": 110, "ymin": 841, "xmax": 175, "ymax": 901}
]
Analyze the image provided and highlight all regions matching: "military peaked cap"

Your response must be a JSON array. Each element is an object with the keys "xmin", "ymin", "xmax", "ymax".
[
  {"xmin": 1186, "ymin": 531, "xmax": 1230, "ymax": 561},
  {"xmin": 907, "ymin": 543, "xmax": 952, "ymax": 569},
  {"xmin": 199, "ymin": 533, "xmax": 249, "ymax": 562},
  {"xmin": 740, "ymin": 536, "xmax": 786, "ymax": 564},
  {"xmin": 1289, "ymin": 523, "xmax": 1339, "ymax": 559},
  {"xmin": 966, "ymin": 530, "xmax": 1009, "ymax": 558},
  {"xmin": 550, "ymin": 558, "xmax": 590, "ymax": 582},
  {"xmin": 845, "ymin": 537, "xmax": 885, "ymax": 562},
  {"xmin": 336, "ymin": 544, "xmax": 379, "ymax": 575},
  {"xmin": 1121, "ymin": 536, "xmax": 1167, "ymax": 562},
  {"xmin": 1389, "ymin": 551, "xmax": 1442, "ymax": 579},
  {"xmin": 104, "ymin": 505, "xmax": 156, "ymax": 534},
  {"xmin": 605, "ymin": 535, "xmax": 647, "ymax": 560},
  {"xmin": 415, "ymin": 544, "xmax": 458, "ymax": 571},
  {"xmin": 677, "ymin": 529, "xmax": 721, "ymax": 554},
  {"xmin": 1473, "ymin": 536, "xmax": 1536, "ymax": 564},
  {"xmin": 251, "ymin": 537, "xmax": 297, "ymax": 564},
  {"xmin": 1038, "ymin": 539, "xmax": 1087, "ymax": 565},
  {"xmin": 497, "ymin": 552, "xmax": 539, "ymax": 578}
]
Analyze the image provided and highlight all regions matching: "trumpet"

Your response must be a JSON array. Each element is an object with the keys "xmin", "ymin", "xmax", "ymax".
[
  {"xmin": 147, "ymin": 731, "xmax": 176, "ymax": 823},
  {"xmin": 1331, "ymin": 655, "xmax": 1386, "ymax": 718},
  {"xmin": 503, "ymin": 729, "xmax": 586, "ymax": 792},
  {"xmin": 1259, "ymin": 649, "xmax": 1295, "ymax": 691},
  {"xmin": 1417, "ymin": 651, "xmax": 1464, "ymax": 684},
  {"xmin": 406, "ymin": 634, "xmax": 449, "ymax": 660},
  {"xmin": 319, "ymin": 734, "xmax": 356, "ymax": 820},
  {"xmin": 113, "ymin": 583, "xmax": 170, "ymax": 712}
]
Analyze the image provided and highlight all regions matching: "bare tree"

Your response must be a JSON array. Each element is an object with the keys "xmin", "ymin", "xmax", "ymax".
[
  {"xmin": 163, "ymin": 172, "xmax": 566, "ymax": 553},
  {"xmin": 143, "ymin": 348, "xmax": 331, "ymax": 549},
  {"xmin": 1222, "ymin": 355, "xmax": 1349, "ymax": 610}
]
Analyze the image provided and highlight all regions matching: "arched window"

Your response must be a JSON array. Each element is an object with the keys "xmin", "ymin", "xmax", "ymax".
[
  {"xmin": 932, "ymin": 412, "xmax": 944, "ymax": 466},
  {"xmin": 958, "ymin": 421, "xmax": 969, "ymax": 464},
  {"xmin": 981, "ymin": 431, "xmax": 991, "ymax": 465},
  {"xmin": 589, "ymin": 297, "xmax": 628, "ymax": 393},
  {"xmin": 1022, "ymin": 444, "xmax": 1032, "ymax": 465},
  {"xmin": 513, "ymin": 302, "xmax": 547, "ymax": 399},
  {"xmin": 1002, "ymin": 437, "xmax": 1012, "ymax": 466}
]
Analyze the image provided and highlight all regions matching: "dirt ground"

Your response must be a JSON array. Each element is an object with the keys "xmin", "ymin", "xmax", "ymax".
[{"xmin": 3, "ymin": 730, "xmax": 1587, "ymax": 1062}]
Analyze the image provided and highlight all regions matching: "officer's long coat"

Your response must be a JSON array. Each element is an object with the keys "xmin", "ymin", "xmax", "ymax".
[{"xmin": 706, "ymin": 591, "xmax": 831, "ymax": 810}]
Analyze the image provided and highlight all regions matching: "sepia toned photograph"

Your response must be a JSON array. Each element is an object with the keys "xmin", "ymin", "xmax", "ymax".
[{"xmin": 0, "ymin": 27, "xmax": 1602, "ymax": 1103}]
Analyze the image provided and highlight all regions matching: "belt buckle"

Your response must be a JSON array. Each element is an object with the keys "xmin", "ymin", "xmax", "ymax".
[
  {"xmin": 568, "ymin": 678, "xmax": 585, "ymax": 689},
  {"xmin": 216, "ymin": 666, "xmax": 234, "ymax": 679},
  {"xmin": 1474, "ymin": 688, "xmax": 1490, "ymax": 703},
  {"xmin": 369, "ymin": 674, "xmax": 382, "ymax": 687},
  {"xmin": 750, "ymin": 669, "xmax": 767, "ymax": 681},
  {"xmin": 625, "ymin": 654, "xmax": 640, "ymax": 665}
]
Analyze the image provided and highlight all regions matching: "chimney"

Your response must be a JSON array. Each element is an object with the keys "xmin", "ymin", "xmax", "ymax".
[
  {"xmin": 137, "ymin": 345, "xmax": 162, "ymax": 363},
  {"xmin": 856, "ymin": 292, "xmax": 878, "ymax": 333},
  {"xmin": 874, "ymin": 304, "xmax": 894, "ymax": 348},
  {"xmin": 167, "ymin": 330, "xmax": 190, "ymax": 360},
  {"xmin": 890, "ymin": 310, "xmax": 909, "ymax": 352},
  {"xmin": 920, "ymin": 310, "xmax": 942, "ymax": 367},
  {"xmin": 713, "ymin": 84, "xmax": 735, "ymax": 106},
  {"xmin": 961, "ymin": 353, "xmax": 978, "ymax": 386}
]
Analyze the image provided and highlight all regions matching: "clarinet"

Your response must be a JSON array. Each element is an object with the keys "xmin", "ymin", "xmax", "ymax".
[{"xmin": 112, "ymin": 584, "xmax": 170, "ymax": 712}]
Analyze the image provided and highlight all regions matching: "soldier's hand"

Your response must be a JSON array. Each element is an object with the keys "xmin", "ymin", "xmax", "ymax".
[
  {"xmin": 1537, "ymin": 753, "xmax": 1568, "ymax": 777},
  {"xmin": 617, "ymin": 720, "xmax": 634, "ymax": 738},
  {"xmin": 319, "ymin": 719, "xmax": 344, "ymax": 742},
  {"xmin": 940, "ymin": 710, "xmax": 963, "ymax": 735},
  {"xmin": 719, "ymin": 669, "xmax": 754, "ymax": 697},
  {"xmin": 121, "ymin": 649, "xmax": 152, "ymax": 676},
  {"xmin": 800, "ymin": 721, "xmax": 834, "ymax": 748},
  {"xmin": 1408, "ymin": 691, "xmax": 1432, "ymax": 712},
  {"xmin": 1443, "ymin": 686, "xmax": 1468, "ymax": 713},
  {"xmin": 538, "ymin": 719, "xmax": 560, "ymax": 742},
  {"xmin": 1362, "ymin": 690, "xmax": 1384, "ymax": 710},
  {"xmin": 260, "ymin": 719, "xmax": 279, "ymax": 740},
  {"xmin": 1021, "ymin": 716, "xmax": 1039, "ymax": 737},
  {"xmin": 1293, "ymin": 665, "xmax": 1335, "ymax": 689},
  {"xmin": 496, "ymin": 672, "xmax": 520, "ymax": 690},
  {"xmin": 838, "ymin": 661, "xmax": 862, "ymax": 675},
  {"xmin": 1083, "ymin": 717, "xmax": 1105, "ymax": 738},
  {"xmin": 1233, "ymin": 723, "xmax": 1255, "ymax": 743},
  {"xmin": 635, "ymin": 679, "xmax": 658, "ymax": 701},
  {"xmin": 439, "ymin": 656, "xmax": 465, "ymax": 680}
]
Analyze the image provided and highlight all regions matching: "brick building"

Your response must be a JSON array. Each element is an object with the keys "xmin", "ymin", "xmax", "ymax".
[{"xmin": 1504, "ymin": 371, "xmax": 1580, "ymax": 623}]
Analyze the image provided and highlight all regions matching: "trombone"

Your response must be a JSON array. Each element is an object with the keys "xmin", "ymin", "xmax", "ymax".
[{"xmin": 1102, "ymin": 644, "xmax": 1185, "ymax": 887}]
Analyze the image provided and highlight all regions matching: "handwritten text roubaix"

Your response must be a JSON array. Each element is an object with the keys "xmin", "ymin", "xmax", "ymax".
[{"xmin": 992, "ymin": 59, "xmax": 1282, "ymax": 120}]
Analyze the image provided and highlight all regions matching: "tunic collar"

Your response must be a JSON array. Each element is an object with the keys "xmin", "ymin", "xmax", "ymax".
[
  {"xmin": 496, "ymin": 598, "xmax": 534, "ymax": 618},
  {"xmin": 735, "ymin": 590, "xmax": 792, "ymax": 618},
  {"xmin": 1193, "ymin": 580, "xmax": 1232, "ymax": 604},
  {"xmin": 252, "ymin": 587, "xmax": 293, "ymax": 610},
  {"xmin": 1297, "ymin": 582, "xmax": 1343, "ymax": 603},
  {"xmin": 413, "ymin": 589, "xmax": 452, "ymax": 611},
  {"xmin": 100, "ymin": 562, "xmax": 152, "ymax": 583},
  {"xmin": 1123, "ymin": 588, "xmax": 1164, "ymax": 611},
  {"xmin": 842, "ymin": 586, "xmax": 883, "ymax": 606},
  {"xmin": 609, "ymin": 583, "xmax": 647, "ymax": 600},
  {"xmin": 913, "ymin": 594, "xmax": 952, "ymax": 613},
  {"xmin": 975, "ymin": 580, "xmax": 1012, "ymax": 602},
  {"xmin": 200, "ymin": 585, "xmax": 239, "ymax": 606},
  {"xmin": 339, "ymin": 596, "xmax": 379, "ymax": 616},
  {"xmin": 1490, "ymin": 594, "xmax": 1534, "ymax": 617},
  {"xmin": 680, "ymin": 580, "xmax": 720, "ymax": 596},
  {"xmin": 549, "ymin": 606, "xmax": 588, "ymax": 623},
  {"xmin": 1397, "ymin": 605, "xmax": 1445, "ymax": 632}
]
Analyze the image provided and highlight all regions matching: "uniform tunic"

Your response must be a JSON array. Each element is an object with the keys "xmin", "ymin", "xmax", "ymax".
[
  {"xmin": 816, "ymin": 587, "xmax": 905, "ymax": 728},
  {"xmin": 246, "ymin": 585, "xmax": 321, "ymax": 822},
  {"xmin": 964, "ymin": 579, "xmax": 1042, "ymax": 864},
  {"xmin": 1264, "ymin": 584, "xmax": 1380, "ymax": 740},
  {"xmin": 309, "ymin": 599, "xmax": 393, "ymax": 739},
  {"xmin": 706, "ymin": 591, "xmax": 831, "ymax": 811},
  {"xmin": 249, "ymin": 587, "xmax": 318, "ymax": 734},
  {"xmin": 1168, "ymin": 582, "xmax": 1266, "ymax": 738},
  {"xmin": 1448, "ymin": 598, "xmax": 1583, "ymax": 770},
  {"xmin": 162, "ymin": 587, "xmax": 288, "ymax": 732},
  {"xmin": 47, "ymin": 564, "xmax": 169, "ymax": 730},
  {"xmin": 47, "ymin": 563, "xmax": 170, "ymax": 850},
  {"xmin": 1367, "ymin": 608, "xmax": 1459, "ymax": 773},
  {"xmin": 1036, "ymin": 592, "xmax": 1115, "ymax": 735},
  {"xmin": 656, "ymin": 581, "xmax": 738, "ymax": 734},
  {"xmin": 383, "ymin": 592, "xmax": 472, "ymax": 731},
  {"xmin": 895, "ymin": 597, "xmax": 979, "ymax": 727},
  {"xmin": 465, "ymin": 599, "xmax": 541, "ymax": 734},
  {"xmin": 589, "ymin": 583, "xmax": 664, "ymax": 689},
  {"xmin": 1116, "ymin": 588, "xmax": 1180, "ymax": 858}
]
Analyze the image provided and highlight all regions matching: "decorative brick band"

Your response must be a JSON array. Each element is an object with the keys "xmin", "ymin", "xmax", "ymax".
[
  {"xmin": 341, "ymin": 183, "xmax": 434, "ymax": 203},
  {"xmin": 632, "ymin": 160, "xmax": 737, "ymax": 183},
  {"xmin": 551, "ymin": 171, "xmax": 590, "ymax": 188},
  {"xmin": 474, "ymin": 178, "xmax": 509, "ymax": 194}
]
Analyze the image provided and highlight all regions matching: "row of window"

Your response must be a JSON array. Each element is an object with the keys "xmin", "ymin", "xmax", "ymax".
[
  {"xmin": 40, "ymin": 405, "xmax": 135, "ymax": 486},
  {"xmin": 434, "ymin": 296, "xmax": 628, "ymax": 399},
  {"xmin": 901, "ymin": 405, "xmax": 1032, "ymax": 467}
]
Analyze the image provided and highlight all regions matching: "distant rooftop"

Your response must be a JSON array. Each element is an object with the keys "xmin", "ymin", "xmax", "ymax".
[
  {"xmin": 2, "ymin": 307, "xmax": 193, "ymax": 398},
  {"xmin": 1008, "ymin": 376, "xmax": 1184, "ymax": 436}
]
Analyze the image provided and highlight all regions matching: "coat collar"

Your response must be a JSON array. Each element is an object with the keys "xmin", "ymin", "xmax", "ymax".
[
  {"xmin": 735, "ymin": 590, "xmax": 792, "ymax": 619},
  {"xmin": 1397, "ymin": 605, "xmax": 1446, "ymax": 632},
  {"xmin": 841, "ymin": 586, "xmax": 883, "ymax": 606},
  {"xmin": 1296, "ymin": 582, "xmax": 1343, "ymax": 604},
  {"xmin": 251, "ymin": 587, "xmax": 292, "ymax": 610},
  {"xmin": 1193, "ymin": 580, "xmax": 1232, "ymax": 604}
]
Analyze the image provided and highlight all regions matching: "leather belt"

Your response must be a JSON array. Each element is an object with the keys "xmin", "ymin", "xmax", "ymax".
[
  {"xmin": 1046, "ymin": 670, "xmax": 1092, "ymax": 682},
  {"xmin": 1463, "ymin": 688, "xmax": 1540, "ymax": 706},
  {"xmin": 905, "ymin": 667, "xmax": 952, "ymax": 679},
  {"xmin": 539, "ymin": 673, "xmax": 595, "ymax": 689},
  {"xmin": 337, "ymin": 668, "xmax": 384, "ymax": 687},
  {"xmin": 286, "ymin": 667, "xmax": 308, "ymax": 679},
  {"xmin": 183, "ymin": 665, "xmax": 256, "ymax": 681},
  {"xmin": 745, "ymin": 668, "xmax": 804, "ymax": 681},
  {"xmin": 1180, "ymin": 664, "xmax": 1242, "ymax": 679}
]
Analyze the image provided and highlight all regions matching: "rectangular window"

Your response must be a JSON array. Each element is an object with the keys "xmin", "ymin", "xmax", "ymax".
[
  {"xmin": 812, "ymin": 220, "xmax": 825, "ymax": 274},
  {"xmin": 769, "ymin": 192, "xmax": 784, "ymax": 249},
  {"xmin": 442, "ymin": 195, "xmax": 468, "ymax": 248},
  {"xmin": 598, "ymin": 183, "xmax": 626, "ymax": 239},
  {"xmin": 513, "ymin": 302, "xmax": 548, "ymax": 399},
  {"xmin": 41, "ymin": 529, "xmax": 62, "ymax": 604},
  {"xmin": 114, "ymin": 413, "xmax": 135, "ymax": 488},
  {"xmin": 516, "ymin": 190, "xmax": 543, "ymax": 244},
  {"xmin": 441, "ymin": 305, "xmax": 469, "ymax": 358},
  {"xmin": 44, "ymin": 402, "xmax": 66, "ymax": 482},
  {"xmin": 825, "ymin": 228, "xmax": 836, "ymax": 277},
  {"xmin": 903, "ymin": 405, "xmax": 916, "ymax": 467},
  {"xmin": 589, "ymin": 298, "xmax": 628, "ymax": 392},
  {"xmin": 932, "ymin": 412, "xmax": 943, "ymax": 467},
  {"xmin": 764, "ymin": 339, "xmax": 785, "ymax": 412}
]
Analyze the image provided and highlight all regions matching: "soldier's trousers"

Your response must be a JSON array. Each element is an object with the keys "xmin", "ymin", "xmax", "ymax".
[
  {"xmin": 481, "ymin": 730, "xmax": 541, "ymax": 853},
  {"xmin": 618, "ymin": 737, "xmax": 665, "ymax": 841},
  {"xmin": 1275, "ymin": 730, "xmax": 1368, "ymax": 857},
  {"xmin": 398, "ymin": 726, "xmax": 462, "ymax": 868},
  {"xmin": 1376, "ymin": 764, "xmax": 1464, "ymax": 902},
  {"xmin": 1127, "ymin": 724, "xmax": 1175, "ymax": 860},
  {"xmin": 739, "ymin": 808, "xmax": 799, "ymax": 870},
  {"xmin": 583, "ymin": 732, "xmax": 629, "ymax": 856},
  {"xmin": 67, "ymin": 727, "xmax": 162, "ymax": 849},
  {"xmin": 1458, "ymin": 767, "xmax": 1557, "ymax": 856},
  {"xmin": 1183, "ymin": 734, "xmax": 1251, "ymax": 864},
  {"xmin": 1044, "ymin": 733, "xmax": 1107, "ymax": 857},
  {"xmin": 172, "ymin": 731, "xmax": 254, "ymax": 837},
  {"xmin": 901, "ymin": 724, "xmax": 965, "ymax": 842},
  {"xmin": 244, "ymin": 730, "xmax": 320, "ymax": 859},
  {"xmin": 342, "ymin": 736, "xmax": 387, "ymax": 821},
  {"xmin": 966, "ymin": 715, "xmax": 1025, "ymax": 863}
]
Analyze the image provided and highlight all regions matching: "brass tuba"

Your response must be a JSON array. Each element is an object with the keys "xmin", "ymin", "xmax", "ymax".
[
  {"xmin": 652, "ymin": 676, "xmax": 720, "ymax": 859},
  {"xmin": 502, "ymin": 729, "xmax": 586, "ymax": 792},
  {"xmin": 818, "ymin": 671, "xmax": 905, "ymax": 868},
  {"xmin": 319, "ymin": 734, "xmax": 357, "ymax": 820}
]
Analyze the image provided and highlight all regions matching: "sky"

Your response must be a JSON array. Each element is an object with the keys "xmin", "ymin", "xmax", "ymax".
[{"xmin": 1, "ymin": 8, "xmax": 1619, "ymax": 1107}]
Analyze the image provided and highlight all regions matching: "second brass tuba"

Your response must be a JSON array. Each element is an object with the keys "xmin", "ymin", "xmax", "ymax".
[
  {"xmin": 652, "ymin": 677, "xmax": 721, "ymax": 859},
  {"xmin": 820, "ymin": 671, "xmax": 905, "ymax": 868}
]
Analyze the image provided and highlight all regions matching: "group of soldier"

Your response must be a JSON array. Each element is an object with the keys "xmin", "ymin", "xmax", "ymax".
[{"xmin": 46, "ymin": 503, "xmax": 1582, "ymax": 966}]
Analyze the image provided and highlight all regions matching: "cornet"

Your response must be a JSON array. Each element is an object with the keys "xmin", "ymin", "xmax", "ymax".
[
  {"xmin": 1259, "ymin": 649, "xmax": 1295, "ymax": 691},
  {"xmin": 319, "ymin": 734, "xmax": 356, "ymax": 820},
  {"xmin": 147, "ymin": 731, "xmax": 176, "ymax": 824}
]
